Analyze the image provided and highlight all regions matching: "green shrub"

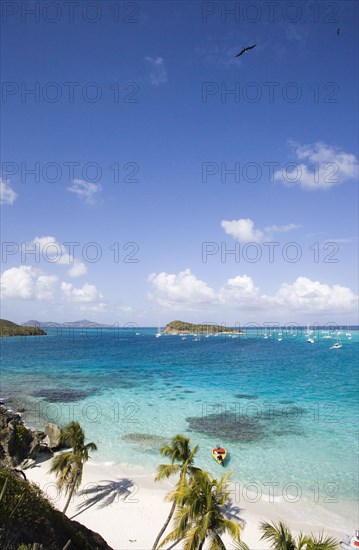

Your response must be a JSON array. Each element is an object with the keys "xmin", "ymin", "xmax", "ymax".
[
  {"xmin": 0, "ymin": 468, "xmax": 111, "ymax": 550},
  {"xmin": 15, "ymin": 424, "xmax": 27, "ymax": 444}
]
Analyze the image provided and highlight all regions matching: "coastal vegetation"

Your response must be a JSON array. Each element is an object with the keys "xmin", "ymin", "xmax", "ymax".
[
  {"xmin": 0, "ymin": 414, "xmax": 108, "ymax": 549},
  {"xmin": 259, "ymin": 520, "xmax": 339, "ymax": 550},
  {"xmin": 153, "ymin": 435, "xmax": 242, "ymax": 549},
  {"xmin": 0, "ymin": 467, "xmax": 112, "ymax": 550},
  {"xmin": 163, "ymin": 320, "xmax": 241, "ymax": 334},
  {"xmin": 0, "ymin": 407, "xmax": 341, "ymax": 549},
  {"xmin": 234, "ymin": 520, "xmax": 339, "ymax": 550},
  {"xmin": 152, "ymin": 434, "xmax": 200, "ymax": 549},
  {"xmin": 159, "ymin": 469, "xmax": 242, "ymax": 549},
  {"xmin": 153, "ymin": 435, "xmax": 339, "ymax": 550},
  {"xmin": 49, "ymin": 421, "xmax": 97, "ymax": 514},
  {"xmin": 0, "ymin": 319, "xmax": 46, "ymax": 337}
]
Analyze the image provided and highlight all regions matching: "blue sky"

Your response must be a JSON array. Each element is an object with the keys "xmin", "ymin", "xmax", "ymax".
[{"xmin": 1, "ymin": 0, "xmax": 358, "ymax": 325}]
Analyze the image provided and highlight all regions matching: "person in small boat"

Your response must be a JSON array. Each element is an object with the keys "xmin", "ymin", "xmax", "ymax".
[{"xmin": 214, "ymin": 445, "xmax": 225, "ymax": 458}]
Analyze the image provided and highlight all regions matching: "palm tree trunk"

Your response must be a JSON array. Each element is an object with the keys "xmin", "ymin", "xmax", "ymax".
[
  {"xmin": 62, "ymin": 469, "xmax": 80, "ymax": 514},
  {"xmin": 0, "ymin": 477, "xmax": 8, "ymax": 501},
  {"xmin": 152, "ymin": 500, "xmax": 176, "ymax": 550}
]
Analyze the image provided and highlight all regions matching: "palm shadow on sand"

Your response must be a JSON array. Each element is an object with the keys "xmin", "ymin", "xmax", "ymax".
[
  {"xmin": 225, "ymin": 498, "xmax": 247, "ymax": 529},
  {"xmin": 70, "ymin": 478, "xmax": 136, "ymax": 519}
]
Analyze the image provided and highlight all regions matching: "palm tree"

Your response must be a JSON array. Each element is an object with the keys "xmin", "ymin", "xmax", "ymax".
[
  {"xmin": 152, "ymin": 434, "xmax": 199, "ymax": 550},
  {"xmin": 159, "ymin": 469, "xmax": 242, "ymax": 549},
  {"xmin": 260, "ymin": 521, "xmax": 297, "ymax": 550},
  {"xmin": 260, "ymin": 521, "xmax": 339, "ymax": 550},
  {"xmin": 49, "ymin": 421, "xmax": 97, "ymax": 514}
]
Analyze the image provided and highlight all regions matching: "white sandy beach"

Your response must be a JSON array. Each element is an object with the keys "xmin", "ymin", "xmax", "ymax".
[{"xmin": 25, "ymin": 456, "xmax": 356, "ymax": 550}]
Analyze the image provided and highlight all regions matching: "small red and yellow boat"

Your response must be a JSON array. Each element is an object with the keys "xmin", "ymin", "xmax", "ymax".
[{"xmin": 212, "ymin": 445, "xmax": 227, "ymax": 465}]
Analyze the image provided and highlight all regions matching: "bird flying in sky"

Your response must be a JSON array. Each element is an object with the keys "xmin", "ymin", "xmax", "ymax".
[{"xmin": 235, "ymin": 44, "xmax": 256, "ymax": 57}]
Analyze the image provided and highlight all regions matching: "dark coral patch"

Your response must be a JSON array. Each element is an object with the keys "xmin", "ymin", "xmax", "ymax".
[
  {"xmin": 32, "ymin": 388, "xmax": 95, "ymax": 402},
  {"xmin": 186, "ymin": 404, "xmax": 306, "ymax": 444},
  {"xmin": 186, "ymin": 413, "xmax": 265, "ymax": 443}
]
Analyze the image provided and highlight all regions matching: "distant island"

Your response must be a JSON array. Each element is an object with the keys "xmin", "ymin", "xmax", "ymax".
[
  {"xmin": 0, "ymin": 319, "xmax": 47, "ymax": 337},
  {"xmin": 162, "ymin": 320, "xmax": 241, "ymax": 335},
  {"xmin": 24, "ymin": 319, "xmax": 113, "ymax": 328}
]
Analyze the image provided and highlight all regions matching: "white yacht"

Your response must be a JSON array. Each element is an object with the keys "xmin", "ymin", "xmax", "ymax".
[{"xmin": 330, "ymin": 342, "xmax": 342, "ymax": 349}]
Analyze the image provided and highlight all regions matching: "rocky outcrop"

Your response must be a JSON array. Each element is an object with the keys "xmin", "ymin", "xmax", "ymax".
[
  {"xmin": 0, "ymin": 406, "xmax": 53, "ymax": 467},
  {"xmin": 44, "ymin": 422, "xmax": 62, "ymax": 449}
]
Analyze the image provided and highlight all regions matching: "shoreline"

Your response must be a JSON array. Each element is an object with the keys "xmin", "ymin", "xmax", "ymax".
[
  {"xmin": 24, "ymin": 456, "xmax": 356, "ymax": 550},
  {"xmin": 1, "ymin": 397, "xmax": 357, "ymax": 547}
]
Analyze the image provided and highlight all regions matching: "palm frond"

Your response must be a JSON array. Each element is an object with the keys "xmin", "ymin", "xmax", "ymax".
[
  {"xmin": 297, "ymin": 532, "xmax": 312, "ymax": 549},
  {"xmin": 208, "ymin": 530, "xmax": 227, "ymax": 550},
  {"xmin": 183, "ymin": 524, "xmax": 207, "ymax": 550},
  {"xmin": 219, "ymin": 517, "xmax": 242, "ymax": 540},
  {"xmin": 155, "ymin": 463, "xmax": 180, "ymax": 481},
  {"xmin": 306, "ymin": 532, "xmax": 339, "ymax": 550},
  {"xmin": 157, "ymin": 526, "xmax": 185, "ymax": 548},
  {"xmin": 61, "ymin": 421, "xmax": 84, "ymax": 447},
  {"xmin": 49, "ymin": 451, "xmax": 72, "ymax": 471},
  {"xmin": 49, "ymin": 422, "xmax": 96, "ymax": 500},
  {"xmin": 231, "ymin": 540, "xmax": 252, "ymax": 550},
  {"xmin": 237, "ymin": 521, "xmax": 338, "ymax": 550},
  {"xmin": 85, "ymin": 442, "xmax": 98, "ymax": 453},
  {"xmin": 260, "ymin": 520, "xmax": 296, "ymax": 550},
  {"xmin": 164, "ymin": 486, "xmax": 183, "ymax": 504},
  {"xmin": 217, "ymin": 470, "xmax": 233, "ymax": 487}
]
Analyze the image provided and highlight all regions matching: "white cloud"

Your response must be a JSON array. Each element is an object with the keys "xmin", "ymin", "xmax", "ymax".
[
  {"xmin": 78, "ymin": 302, "xmax": 107, "ymax": 314},
  {"xmin": 148, "ymin": 269, "xmax": 357, "ymax": 317},
  {"xmin": 221, "ymin": 219, "xmax": 300, "ymax": 244},
  {"xmin": 147, "ymin": 268, "xmax": 215, "ymax": 309},
  {"xmin": 265, "ymin": 223, "xmax": 300, "ymax": 233},
  {"xmin": 36, "ymin": 275, "xmax": 58, "ymax": 301},
  {"xmin": 0, "ymin": 266, "xmax": 58, "ymax": 301},
  {"xmin": 145, "ymin": 56, "xmax": 167, "ymax": 86},
  {"xmin": 0, "ymin": 179, "xmax": 17, "ymax": 205},
  {"xmin": 68, "ymin": 179, "xmax": 102, "ymax": 203},
  {"xmin": 221, "ymin": 219, "xmax": 264, "ymax": 243},
  {"xmin": 68, "ymin": 262, "xmax": 87, "ymax": 277},
  {"xmin": 218, "ymin": 275, "xmax": 261, "ymax": 307},
  {"xmin": 32, "ymin": 235, "xmax": 57, "ymax": 249},
  {"xmin": 29, "ymin": 236, "xmax": 87, "ymax": 278},
  {"xmin": 273, "ymin": 276, "xmax": 357, "ymax": 312},
  {"xmin": 274, "ymin": 141, "xmax": 359, "ymax": 190},
  {"xmin": 61, "ymin": 282, "xmax": 103, "ymax": 303}
]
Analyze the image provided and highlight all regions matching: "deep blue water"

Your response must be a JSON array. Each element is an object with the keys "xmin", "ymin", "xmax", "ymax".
[{"xmin": 1, "ymin": 327, "xmax": 358, "ymax": 506}]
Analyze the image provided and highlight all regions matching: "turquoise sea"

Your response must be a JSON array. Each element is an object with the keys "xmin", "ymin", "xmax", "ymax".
[{"xmin": 1, "ymin": 326, "xmax": 358, "ymax": 512}]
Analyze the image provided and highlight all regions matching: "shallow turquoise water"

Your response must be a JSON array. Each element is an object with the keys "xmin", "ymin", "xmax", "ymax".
[{"xmin": 1, "ymin": 327, "xmax": 358, "ymax": 506}]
